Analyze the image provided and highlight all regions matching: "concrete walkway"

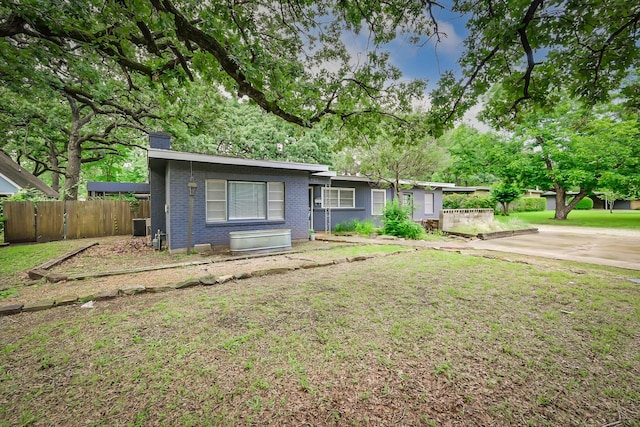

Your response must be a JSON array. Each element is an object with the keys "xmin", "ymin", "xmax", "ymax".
[
  {"xmin": 468, "ymin": 225, "xmax": 640, "ymax": 271},
  {"xmin": 318, "ymin": 226, "xmax": 640, "ymax": 271}
]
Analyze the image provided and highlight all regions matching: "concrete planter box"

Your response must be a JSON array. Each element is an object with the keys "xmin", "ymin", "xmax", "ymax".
[
  {"xmin": 445, "ymin": 228, "xmax": 538, "ymax": 240},
  {"xmin": 229, "ymin": 229, "xmax": 292, "ymax": 254},
  {"xmin": 477, "ymin": 228, "xmax": 539, "ymax": 240}
]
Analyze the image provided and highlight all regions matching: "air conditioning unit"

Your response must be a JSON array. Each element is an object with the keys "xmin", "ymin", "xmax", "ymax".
[{"xmin": 132, "ymin": 218, "xmax": 149, "ymax": 236}]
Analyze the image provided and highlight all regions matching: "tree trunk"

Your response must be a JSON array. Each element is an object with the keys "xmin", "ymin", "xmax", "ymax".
[
  {"xmin": 48, "ymin": 147, "xmax": 60, "ymax": 193},
  {"xmin": 554, "ymin": 187, "xmax": 590, "ymax": 220},
  {"xmin": 553, "ymin": 187, "xmax": 570, "ymax": 219},
  {"xmin": 61, "ymin": 96, "xmax": 93, "ymax": 200},
  {"xmin": 501, "ymin": 201, "xmax": 510, "ymax": 215},
  {"xmin": 64, "ymin": 133, "xmax": 82, "ymax": 200}
]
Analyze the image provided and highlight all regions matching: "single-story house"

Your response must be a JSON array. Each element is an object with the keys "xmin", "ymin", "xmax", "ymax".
[
  {"xmin": 148, "ymin": 133, "xmax": 454, "ymax": 252},
  {"xmin": 543, "ymin": 191, "xmax": 640, "ymax": 210},
  {"xmin": 0, "ymin": 150, "xmax": 58, "ymax": 198},
  {"xmin": 87, "ymin": 181, "xmax": 150, "ymax": 199},
  {"xmin": 442, "ymin": 186, "xmax": 491, "ymax": 196},
  {"xmin": 148, "ymin": 133, "xmax": 334, "ymax": 252},
  {"xmin": 311, "ymin": 175, "xmax": 453, "ymax": 231}
]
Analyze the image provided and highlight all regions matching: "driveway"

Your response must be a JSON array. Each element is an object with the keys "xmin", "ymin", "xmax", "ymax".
[{"xmin": 467, "ymin": 225, "xmax": 640, "ymax": 271}]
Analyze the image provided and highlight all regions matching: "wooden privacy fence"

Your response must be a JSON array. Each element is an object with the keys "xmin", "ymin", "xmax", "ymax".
[{"xmin": 3, "ymin": 200, "xmax": 150, "ymax": 243}]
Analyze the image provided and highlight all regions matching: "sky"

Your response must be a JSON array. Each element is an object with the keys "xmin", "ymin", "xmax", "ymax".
[{"xmin": 336, "ymin": 5, "xmax": 491, "ymax": 131}]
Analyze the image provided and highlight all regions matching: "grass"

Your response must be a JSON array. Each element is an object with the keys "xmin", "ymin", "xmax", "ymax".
[
  {"xmin": 0, "ymin": 239, "xmax": 82, "ymax": 287},
  {"xmin": 1, "ymin": 249, "xmax": 638, "ymax": 425},
  {"xmin": 503, "ymin": 210, "xmax": 640, "ymax": 230}
]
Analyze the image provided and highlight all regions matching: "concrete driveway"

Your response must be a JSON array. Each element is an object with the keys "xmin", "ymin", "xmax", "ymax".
[{"xmin": 467, "ymin": 225, "xmax": 640, "ymax": 271}]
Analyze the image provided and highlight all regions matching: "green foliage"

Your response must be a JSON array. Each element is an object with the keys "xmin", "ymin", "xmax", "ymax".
[
  {"xmin": 570, "ymin": 197, "xmax": 594, "ymax": 210},
  {"xmin": 465, "ymin": 195, "xmax": 496, "ymax": 209},
  {"xmin": 333, "ymin": 116, "xmax": 449, "ymax": 198},
  {"xmin": 439, "ymin": 125, "xmax": 500, "ymax": 185},
  {"xmin": 442, "ymin": 194, "xmax": 466, "ymax": 209},
  {"xmin": 3, "ymin": 188, "xmax": 55, "ymax": 202},
  {"xmin": 382, "ymin": 200, "xmax": 425, "ymax": 240},
  {"xmin": 333, "ymin": 219, "xmax": 375, "ymax": 237},
  {"xmin": 491, "ymin": 183, "xmax": 522, "ymax": 215},
  {"xmin": 429, "ymin": 1, "xmax": 640, "ymax": 132},
  {"xmin": 511, "ymin": 198, "xmax": 546, "ymax": 212},
  {"xmin": 443, "ymin": 194, "xmax": 495, "ymax": 209}
]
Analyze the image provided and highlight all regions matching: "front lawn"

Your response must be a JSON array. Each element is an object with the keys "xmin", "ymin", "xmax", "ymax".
[
  {"xmin": 1, "ymin": 250, "xmax": 638, "ymax": 425},
  {"xmin": 500, "ymin": 209, "xmax": 640, "ymax": 230}
]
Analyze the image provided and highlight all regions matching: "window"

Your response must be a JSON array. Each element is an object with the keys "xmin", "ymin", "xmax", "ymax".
[
  {"xmin": 424, "ymin": 193, "xmax": 434, "ymax": 214},
  {"xmin": 322, "ymin": 187, "xmax": 355, "ymax": 208},
  {"xmin": 229, "ymin": 181, "xmax": 266, "ymax": 220},
  {"xmin": 206, "ymin": 180, "xmax": 285, "ymax": 222},
  {"xmin": 268, "ymin": 182, "xmax": 285, "ymax": 220},
  {"xmin": 206, "ymin": 179, "xmax": 226, "ymax": 222},
  {"xmin": 371, "ymin": 189, "xmax": 386, "ymax": 215}
]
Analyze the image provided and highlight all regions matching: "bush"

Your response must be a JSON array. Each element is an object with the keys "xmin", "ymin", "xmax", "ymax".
[
  {"xmin": 443, "ymin": 194, "xmax": 466, "ymax": 209},
  {"xmin": 443, "ymin": 194, "xmax": 495, "ymax": 209},
  {"xmin": 571, "ymin": 197, "xmax": 594, "ymax": 210},
  {"xmin": 511, "ymin": 197, "xmax": 546, "ymax": 212},
  {"xmin": 334, "ymin": 219, "xmax": 358, "ymax": 233},
  {"xmin": 463, "ymin": 195, "xmax": 496, "ymax": 209},
  {"xmin": 333, "ymin": 219, "xmax": 375, "ymax": 237},
  {"xmin": 382, "ymin": 200, "xmax": 425, "ymax": 240}
]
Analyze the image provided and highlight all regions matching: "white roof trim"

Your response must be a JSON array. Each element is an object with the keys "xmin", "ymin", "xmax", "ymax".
[
  {"xmin": 148, "ymin": 148, "xmax": 330, "ymax": 172},
  {"xmin": 312, "ymin": 171, "xmax": 337, "ymax": 177},
  {"xmin": 332, "ymin": 175, "xmax": 455, "ymax": 188}
]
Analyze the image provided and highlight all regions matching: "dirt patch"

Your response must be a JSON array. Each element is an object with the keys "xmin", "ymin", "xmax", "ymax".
[{"xmin": 5, "ymin": 237, "xmax": 377, "ymax": 305}]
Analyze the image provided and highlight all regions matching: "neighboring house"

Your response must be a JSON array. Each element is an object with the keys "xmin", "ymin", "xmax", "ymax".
[
  {"xmin": 442, "ymin": 186, "xmax": 491, "ymax": 196},
  {"xmin": 148, "ymin": 133, "xmax": 333, "ymax": 252},
  {"xmin": 311, "ymin": 175, "xmax": 454, "ymax": 231},
  {"xmin": 0, "ymin": 150, "xmax": 58, "ymax": 198},
  {"xmin": 87, "ymin": 181, "xmax": 150, "ymax": 199}
]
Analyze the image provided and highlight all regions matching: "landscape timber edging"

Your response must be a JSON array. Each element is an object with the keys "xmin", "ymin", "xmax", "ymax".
[{"xmin": 0, "ymin": 249, "xmax": 415, "ymax": 317}]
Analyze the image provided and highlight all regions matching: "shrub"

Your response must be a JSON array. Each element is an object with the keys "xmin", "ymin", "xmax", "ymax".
[
  {"xmin": 333, "ymin": 219, "xmax": 375, "ymax": 237},
  {"xmin": 442, "ymin": 194, "xmax": 466, "ymax": 209},
  {"xmin": 511, "ymin": 197, "xmax": 546, "ymax": 212},
  {"xmin": 382, "ymin": 200, "xmax": 425, "ymax": 240},
  {"xmin": 463, "ymin": 195, "xmax": 496, "ymax": 209},
  {"xmin": 355, "ymin": 220, "xmax": 375, "ymax": 236},
  {"xmin": 334, "ymin": 219, "xmax": 358, "ymax": 233},
  {"xmin": 571, "ymin": 197, "xmax": 594, "ymax": 210},
  {"xmin": 443, "ymin": 194, "xmax": 495, "ymax": 210}
]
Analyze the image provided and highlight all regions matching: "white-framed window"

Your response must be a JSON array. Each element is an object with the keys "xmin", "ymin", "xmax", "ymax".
[
  {"xmin": 371, "ymin": 189, "xmax": 386, "ymax": 215},
  {"xmin": 321, "ymin": 187, "xmax": 355, "ymax": 208},
  {"xmin": 268, "ymin": 182, "xmax": 285, "ymax": 220},
  {"xmin": 206, "ymin": 179, "xmax": 227, "ymax": 222},
  {"xmin": 206, "ymin": 179, "xmax": 285, "ymax": 222},
  {"xmin": 424, "ymin": 192, "xmax": 434, "ymax": 214}
]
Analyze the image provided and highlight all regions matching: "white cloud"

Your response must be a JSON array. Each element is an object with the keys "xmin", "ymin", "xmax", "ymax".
[{"xmin": 460, "ymin": 102, "xmax": 492, "ymax": 133}]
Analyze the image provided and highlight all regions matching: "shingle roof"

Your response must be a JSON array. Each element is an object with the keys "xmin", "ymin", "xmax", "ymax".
[{"xmin": 0, "ymin": 151, "xmax": 59, "ymax": 197}]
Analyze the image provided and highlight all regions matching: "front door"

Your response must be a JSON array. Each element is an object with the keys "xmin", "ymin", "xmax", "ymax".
[
  {"xmin": 402, "ymin": 192, "xmax": 414, "ymax": 220},
  {"xmin": 309, "ymin": 186, "xmax": 314, "ymax": 231}
]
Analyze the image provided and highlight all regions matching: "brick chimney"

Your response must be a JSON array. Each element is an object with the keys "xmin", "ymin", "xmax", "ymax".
[{"xmin": 149, "ymin": 132, "xmax": 171, "ymax": 150}]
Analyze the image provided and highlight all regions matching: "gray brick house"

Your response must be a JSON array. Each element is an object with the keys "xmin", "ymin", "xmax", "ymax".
[
  {"xmin": 148, "ymin": 133, "xmax": 452, "ymax": 252},
  {"xmin": 312, "ymin": 175, "xmax": 452, "ymax": 231},
  {"xmin": 148, "ymin": 133, "xmax": 333, "ymax": 252}
]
